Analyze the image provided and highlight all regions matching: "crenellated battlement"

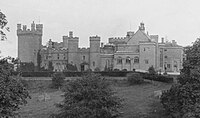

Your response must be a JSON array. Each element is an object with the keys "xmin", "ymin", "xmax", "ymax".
[
  {"xmin": 17, "ymin": 21, "xmax": 43, "ymax": 35},
  {"xmin": 63, "ymin": 31, "xmax": 79, "ymax": 40},
  {"xmin": 108, "ymin": 37, "xmax": 126, "ymax": 43},
  {"xmin": 79, "ymin": 47, "xmax": 90, "ymax": 52},
  {"xmin": 89, "ymin": 35, "xmax": 100, "ymax": 41}
]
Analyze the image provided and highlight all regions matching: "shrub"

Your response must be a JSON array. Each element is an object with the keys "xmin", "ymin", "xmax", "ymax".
[
  {"xmin": 143, "ymin": 74, "xmax": 173, "ymax": 83},
  {"xmin": 132, "ymin": 68, "xmax": 136, "ymax": 72},
  {"xmin": 51, "ymin": 73, "xmax": 65, "ymax": 89},
  {"xmin": 55, "ymin": 73, "xmax": 123, "ymax": 118},
  {"xmin": 94, "ymin": 67, "xmax": 100, "ymax": 72},
  {"xmin": 161, "ymin": 82, "xmax": 200, "ymax": 118},
  {"xmin": 148, "ymin": 66, "xmax": 156, "ymax": 75},
  {"xmin": 0, "ymin": 57, "xmax": 30, "ymax": 117},
  {"xmin": 85, "ymin": 68, "xmax": 92, "ymax": 72},
  {"xmin": 127, "ymin": 73, "xmax": 144, "ymax": 85},
  {"xmin": 113, "ymin": 68, "xmax": 120, "ymax": 72},
  {"xmin": 122, "ymin": 69, "xmax": 127, "ymax": 72}
]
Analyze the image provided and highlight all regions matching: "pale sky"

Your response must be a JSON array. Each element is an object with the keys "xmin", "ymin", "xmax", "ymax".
[{"xmin": 1, "ymin": 0, "xmax": 200, "ymax": 57}]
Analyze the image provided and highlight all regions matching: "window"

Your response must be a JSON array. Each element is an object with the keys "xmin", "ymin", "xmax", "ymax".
[
  {"xmin": 144, "ymin": 48, "xmax": 146, "ymax": 51},
  {"xmin": 145, "ymin": 59, "xmax": 149, "ymax": 64},
  {"xmin": 106, "ymin": 60, "xmax": 110, "ymax": 67},
  {"xmin": 134, "ymin": 57, "xmax": 139, "ymax": 63},
  {"xmin": 83, "ymin": 56, "xmax": 85, "ymax": 60},
  {"xmin": 93, "ymin": 61, "xmax": 95, "ymax": 66},
  {"xmin": 64, "ymin": 54, "xmax": 66, "ymax": 59},
  {"xmin": 164, "ymin": 56, "xmax": 167, "ymax": 58},
  {"xmin": 57, "ymin": 54, "xmax": 59, "ymax": 59},
  {"xmin": 117, "ymin": 57, "xmax": 122, "ymax": 64},
  {"xmin": 167, "ymin": 64, "xmax": 170, "ymax": 68},
  {"xmin": 46, "ymin": 55, "xmax": 48, "ymax": 60},
  {"xmin": 164, "ymin": 49, "xmax": 167, "ymax": 51},
  {"xmin": 126, "ymin": 57, "xmax": 131, "ymax": 64}
]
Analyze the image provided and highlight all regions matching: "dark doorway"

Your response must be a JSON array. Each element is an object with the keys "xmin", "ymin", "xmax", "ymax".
[{"xmin": 81, "ymin": 65, "xmax": 84, "ymax": 71}]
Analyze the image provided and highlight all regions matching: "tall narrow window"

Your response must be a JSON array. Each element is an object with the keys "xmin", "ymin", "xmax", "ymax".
[
  {"xmin": 144, "ymin": 59, "xmax": 149, "ymax": 64},
  {"xmin": 93, "ymin": 61, "xmax": 95, "ymax": 66},
  {"xmin": 167, "ymin": 64, "xmax": 170, "ymax": 68},
  {"xmin": 64, "ymin": 54, "xmax": 66, "ymax": 60},
  {"xmin": 57, "ymin": 54, "xmax": 59, "ymax": 59},
  {"xmin": 83, "ymin": 56, "xmax": 85, "ymax": 60},
  {"xmin": 134, "ymin": 57, "xmax": 139, "ymax": 63},
  {"xmin": 117, "ymin": 57, "xmax": 122, "ymax": 64},
  {"xmin": 126, "ymin": 57, "xmax": 131, "ymax": 64}
]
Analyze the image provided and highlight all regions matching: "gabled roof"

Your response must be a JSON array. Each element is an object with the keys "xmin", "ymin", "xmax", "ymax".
[{"xmin": 127, "ymin": 29, "xmax": 151, "ymax": 45}]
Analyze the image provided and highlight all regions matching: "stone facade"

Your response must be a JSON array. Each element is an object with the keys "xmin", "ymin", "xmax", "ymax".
[{"xmin": 17, "ymin": 22, "xmax": 184, "ymax": 72}]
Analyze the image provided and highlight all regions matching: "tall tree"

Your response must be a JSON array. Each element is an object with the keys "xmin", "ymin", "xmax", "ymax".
[
  {"xmin": 161, "ymin": 38, "xmax": 200, "ymax": 118},
  {"xmin": 0, "ymin": 57, "xmax": 30, "ymax": 117},
  {"xmin": 0, "ymin": 10, "xmax": 9, "ymax": 41}
]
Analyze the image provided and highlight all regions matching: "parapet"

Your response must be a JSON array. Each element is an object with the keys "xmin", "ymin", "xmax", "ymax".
[
  {"xmin": 108, "ymin": 37, "xmax": 126, "ymax": 43},
  {"xmin": 17, "ymin": 22, "xmax": 43, "ymax": 35},
  {"xmin": 79, "ymin": 47, "xmax": 90, "ymax": 52},
  {"xmin": 63, "ymin": 31, "xmax": 79, "ymax": 40},
  {"xmin": 89, "ymin": 35, "xmax": 100, "ymax": 41}
]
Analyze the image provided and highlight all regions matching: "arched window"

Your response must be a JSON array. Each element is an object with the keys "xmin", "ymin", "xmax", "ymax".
[
  {"xmin": 126, "ymin": 57, "xmax": 131, "ymax": 64},
  {"xmin": 106, "ymin": 59, "xmax": 110, "ymax": 67},
  {"xmin": 117, "ymin": 57, "xmax": 122, "ymax": 64},
  {"xmin": 134, "ymin": 57, "xmax": 139, "ymax": 63},
  {"xmin": 93, "ymin": 61, "xmax": 95, "ymax": 66}
]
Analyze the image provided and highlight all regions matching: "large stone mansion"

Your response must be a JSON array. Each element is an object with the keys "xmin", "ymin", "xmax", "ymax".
[{"xmin": 17, "ymin": 22, "xmax": 184, "ymax": 72}]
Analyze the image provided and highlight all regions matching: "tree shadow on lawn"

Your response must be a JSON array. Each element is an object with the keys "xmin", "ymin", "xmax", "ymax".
[{"xmin": 113, "ymin": 80, "xmax": 172, "ymax": 118}]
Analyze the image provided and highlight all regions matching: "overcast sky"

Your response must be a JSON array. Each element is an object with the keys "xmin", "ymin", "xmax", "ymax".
[{"xmin": 1, "ymin": 0, "xmax": 200, "ymax": 57}]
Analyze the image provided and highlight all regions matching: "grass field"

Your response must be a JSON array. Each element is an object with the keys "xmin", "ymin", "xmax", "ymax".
[{"xmin": 18, "ymin": 79, "xmax": 172, "ymax": 118}]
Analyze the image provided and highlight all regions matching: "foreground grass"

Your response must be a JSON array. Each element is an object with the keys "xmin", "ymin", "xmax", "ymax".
[{"xmin": 18, "ymin": 79, "xmax": 171, "ymax": 118}]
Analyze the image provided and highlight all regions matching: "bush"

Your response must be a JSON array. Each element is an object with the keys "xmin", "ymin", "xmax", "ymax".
[
  {"xmin": 161, "ymin": 82, "xmax": 200, "ymax": 118},
  {"xmin": 55, "ymin": 73, "xmax": 123, "ymax": 118},
  {"xmin": 113, "ymin": 68, "xmax": 120, "ymax": 72},
  {"xmin": 161, "ymin": 38, "xmax": 200, "ymax": 117},
  {"xmin": 143, "ymin": 74, "xmax": 173, "ymax": 83},
  {"xmin": 0, "ymin": 57, "xmax": 30, "ymax": 117},
  {"xmin": 51, "ymin": 73, "xmax": 65, "ymax": 89},
  {"xmin": 94, "ymin": 67, "xmax": 100, "ymax": 72},
  {"xmin": 122, "ymin": 69, "xmax": 127, "ymax": 72},
  {"xmin": 148, "ymin": 66, "xmax": 156, "ymax": 75},
  {"xmin": 127, "ymin": 73, "xmax": 144, "ymax": 85}
]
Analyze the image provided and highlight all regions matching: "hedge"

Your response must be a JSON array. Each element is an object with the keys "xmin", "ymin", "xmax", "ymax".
[
  {"xmin": 12, "ymin": 71, "xmax": 131, "ymax": 77},
  {"xmin": 143, "ymin": 74, "xmax": 173, "ymax": 83}
]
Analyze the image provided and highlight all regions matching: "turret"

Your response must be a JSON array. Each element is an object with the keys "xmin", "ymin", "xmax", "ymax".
[
  {"xmin": 67, "ymin": 31, "xmax": 79, "ymax": 65},
  {"xmin": 17, "ymin": 22, "xmax": 43, "ymax": 69},
  {"xmin": 89, "ymin": 35, "xmax": 101, "ymax": 70},
  {"xmin": 69, "ymin": 31, "xmax": 73, "ymax": 38},
  {"xmin": 139, "ymin": 22, "xmax": 145, "ymax": 32},
  {"xmin": 90, "ymin": 35, "xmax": 100, "ymax": 53},
  {"xmin": 17, "ymin": 24, "xmax": 21, "ymax": 30},
  {"xmin": 36, "ymin": 24, "xmax": 43, "ymax": 33},
  {"xmin": 31, "ymin": 21, "xmax": 35, "ymax": 31}
]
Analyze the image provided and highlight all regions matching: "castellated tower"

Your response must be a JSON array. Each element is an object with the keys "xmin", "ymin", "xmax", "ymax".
[
  {"xmin": 89, "ymin": 36, "xmax": 100, "ymax": 71},
  {"xmin": 17, "ymin": 21, "xmax": 43, "ymax": 66},
  {"xmin": 67, "ymin": 31, "xmax": 79, "ymax": 66}
]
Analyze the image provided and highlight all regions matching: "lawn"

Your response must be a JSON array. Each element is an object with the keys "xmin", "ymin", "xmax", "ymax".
[{"xmin": 18, "ymin": 79, "xmax": 172, "ymax": 118}]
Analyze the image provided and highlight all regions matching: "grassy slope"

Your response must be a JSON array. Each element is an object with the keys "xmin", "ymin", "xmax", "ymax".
[
  {"xmin": 18, "ymin": 80, "xmax": 171, "ymax": 118},
  {"xmin": 114, "ymin": 82, "xmax": 171, "ymax": 118}
]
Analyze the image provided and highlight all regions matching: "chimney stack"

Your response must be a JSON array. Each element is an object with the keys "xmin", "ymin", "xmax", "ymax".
[{"xmin": 161, "ymin": 37, "xmax": 164, "ymax": 43}]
